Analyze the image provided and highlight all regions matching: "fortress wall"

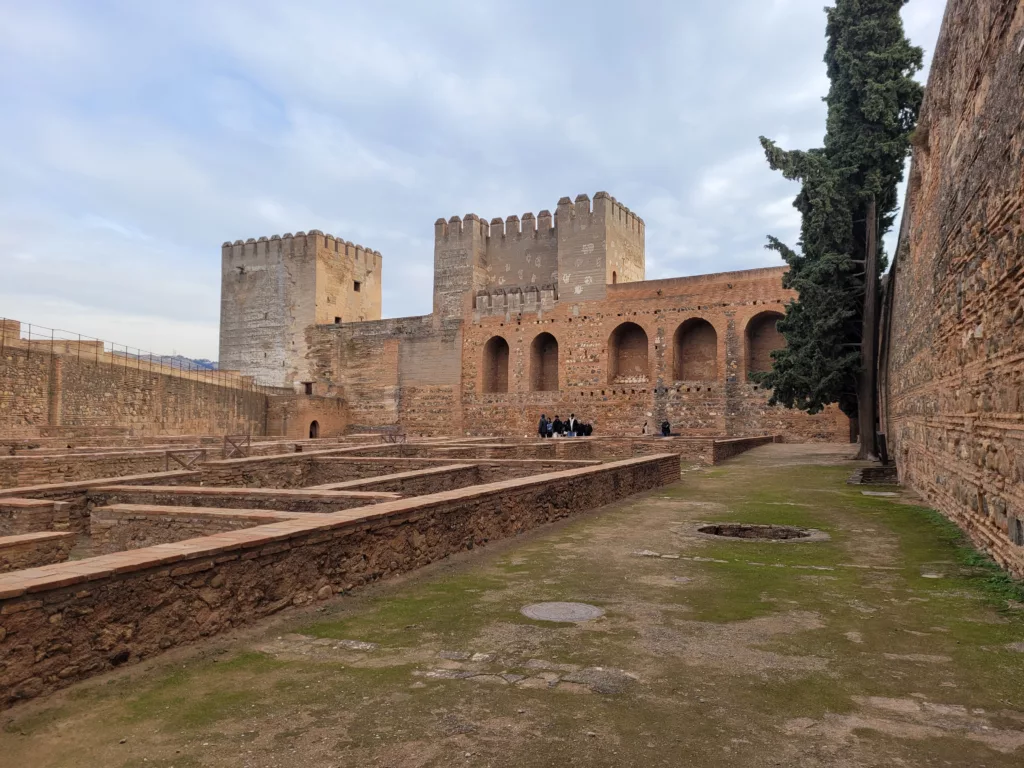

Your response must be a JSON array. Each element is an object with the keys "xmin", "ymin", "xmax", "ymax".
[
  {"xmin": 313, "ymin": 234, "xmax": 382, "ymax": 325},
  {"xmin": 219, "ymin": 235, "xmax": 318, "ymax": 389},
  {"xmin": 0, "ymin": 346, "xmax": 266, "ymax": 445},
  {"xmin": 461, "ymin": 268, "xmax": 848, "ymax": 439},
  {"xmin": 482, "ymin": 211, "xmax": 559, "ymax": 292},
  {"xmin": 882, "ymin": 0, "xmax": 1024, "ymax": 576}
]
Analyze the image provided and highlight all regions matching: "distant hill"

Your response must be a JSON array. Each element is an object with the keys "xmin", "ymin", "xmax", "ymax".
[{"xmin": 121, "ymin": 352, "xmax": 219, "ymax": 371}]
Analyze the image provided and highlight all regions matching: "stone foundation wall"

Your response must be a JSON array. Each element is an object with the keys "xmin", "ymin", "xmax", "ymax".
[
  {"xmin": 312, "ymin": 465, "xmax": 481, "ymax": 495},
  {"xmin": 881, "ymin": 0, "xmax": 1024, "ymax": 577},
  {"xmin": 0, "ymin": 532, "xmax": 75, "ymax": 573},
  {"xmin": 0, "ymin": 451, "xmax": 178, "ymax": 490},
  {"xmin": 711, "ymin": 436, "xmax": 779, "ymax": 464},
  {"xmin": 0, "ymin": 499, "xmax": 65, "ymax": 536},
  {"xmin": 0, "ymin": 454, "xmax": 679, "ymax": 705},
  {"xmin": 90, "ymin": 506, "xmax": 300, "ymax": 554},
  {"xmin": 87, "ymin": 486, "xmax": 399, "ymax": 515}
]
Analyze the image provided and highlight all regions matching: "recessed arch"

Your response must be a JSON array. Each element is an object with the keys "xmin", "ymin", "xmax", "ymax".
[
  {"xmin": 611, "ymin": 271, "xmax": 618, "ymax": 285},
  {"xmin": 482, "ymin": 335, "xmax": 510, "ymax": 393},
  {"xmin": 530, "ymin": 332, "xmax": 559, "ymax": 391},
  {"xmin": 608, "ymin": 322, "xmax": 649, "ymax": 383},
  {"xmin": 309, "ymin": 420, "xmax": 319, "ymax": 439},
  {"xmin": 746, "ymin": 311, "xmax": 786, "ymax": 376},
  {"xmin": 673, "ymin": 318, "xmax": 718, "ymax": 381}
]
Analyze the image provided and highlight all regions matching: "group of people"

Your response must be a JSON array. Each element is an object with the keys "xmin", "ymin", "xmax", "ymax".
[
  {"xmin": 641, "ymin": 420, "xmax": 675, "ymax": 437},
  {"xmin": 537, "ymin": 413, "xmax": 592, "ymax": 438}
]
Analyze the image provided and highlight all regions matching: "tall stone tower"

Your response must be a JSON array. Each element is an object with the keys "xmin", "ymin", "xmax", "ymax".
[
  {"xmin": 432, "ymin": 192, "xmax": 645, "ymax": 317},
  {"xmin": 219, "ymin": 231, "xmax": 383, "ymax": 390}
]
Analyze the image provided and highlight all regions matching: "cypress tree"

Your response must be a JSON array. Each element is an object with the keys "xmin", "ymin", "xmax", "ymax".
[{"xmin": 756, "ymin": 0, "xmax": 924, "ymax": 458}]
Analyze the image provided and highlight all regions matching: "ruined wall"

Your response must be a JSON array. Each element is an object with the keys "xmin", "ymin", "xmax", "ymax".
[
  {"xmin": 882, "ymin": 0, "xmax": 1024, "ymax": 576},
  {"xmin": 0, "ymin": 532, "xmax": 74, "ymax": 574},
  {"xmin": 0, "ymin": 454, "xmax": 679, "ymax": 705},
  {"xmin": 0, "ymin": 347, "xmax": 266, "ymax": 444}
]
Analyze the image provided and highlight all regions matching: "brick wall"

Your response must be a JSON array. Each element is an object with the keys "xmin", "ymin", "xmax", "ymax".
[
  {"xmin": 881, "ymin": 0, "xmax": 1024, "ymax": 577},
  {"xmin": 90, "ymin": 506, "xmax": 299, "ymax": 554},
  {"xmin": 0, "ymin": 532, "xmax": 74, "ymax": 574},
  {"xmin": 0, "ymin": 454, "xmax": 679, "ymax": 704},
  {"xmin": 87, "ymin": 486, "xmax": 397, "ymax": 515},
  {"xmin": 0, "ymin": 500, "xmax": 64, "ymax": 535}
]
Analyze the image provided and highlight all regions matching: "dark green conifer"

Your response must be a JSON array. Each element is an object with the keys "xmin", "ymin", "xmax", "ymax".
[{"xmin": 757, "ymin": 0, "xmax": 923, "ymax": 455}]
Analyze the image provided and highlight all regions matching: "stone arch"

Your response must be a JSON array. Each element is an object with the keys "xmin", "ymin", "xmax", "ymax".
[
  {"xmin": 309, "ymin": 420, "xmax": 319, "ymax": 439},
  {"xmin": 746, "ymin": 311, "xmax": 786, "ymax": 376},
  {"xmin": 530, "ymin": 332, "xmax": 559, "ymax": 392},
  {"xmin": 482, "ymin": 335, "xmax": 510, "ymax": 393},
  {"xmin": 673, "ymin": 318, "xmax": 718, "ymax": 381},
  {"xmin": 608, "ymin": 322, "xmax": 649, "ymax": 383}
]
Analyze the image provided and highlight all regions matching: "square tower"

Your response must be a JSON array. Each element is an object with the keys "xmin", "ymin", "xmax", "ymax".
[{"xmin": 219, "ymin": 231, "xmax": 382, "ymax": 390}]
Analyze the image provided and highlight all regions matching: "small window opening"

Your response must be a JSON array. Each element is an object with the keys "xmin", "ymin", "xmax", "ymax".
[
  {"xmin": 353, "ymin": 280, "xmax": 361, "ymax": 292},
  {"xmin": 334, "ymin": 316, "xmax": 342, "ymax": 324},
  {"xmin": 303, "ymin": 382, "xmax": 313, "ymax": 395}
]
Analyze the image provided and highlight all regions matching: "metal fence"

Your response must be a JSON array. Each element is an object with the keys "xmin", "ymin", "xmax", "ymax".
[{"xmin": 0, "ymin": 316, "xmax": 280, "ymax": 396}]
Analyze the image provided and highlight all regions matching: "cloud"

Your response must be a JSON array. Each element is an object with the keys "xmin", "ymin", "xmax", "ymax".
[{"xmin": 0, "ymin": 0, "xmax": 947, "ymax": 360}]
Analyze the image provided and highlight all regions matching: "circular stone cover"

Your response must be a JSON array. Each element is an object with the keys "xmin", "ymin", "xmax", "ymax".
[{"xmin": 521, "ymin": 602, "xmax": 605, "ymax": 622}]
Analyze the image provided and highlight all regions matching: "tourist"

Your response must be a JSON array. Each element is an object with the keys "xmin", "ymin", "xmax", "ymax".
[
  {"xmin": 538, "ymin": 414, "xmax": 549, "ymax": 439},
  {"xmin": 661, "ymin": 420, "xmax": 671, "ymax": 437},
  {"xmin": 567, "ymin": 413, "xmax": 578, "ymax": 436},
  {"xmin": 552, "ymin": 415, "xmax": 564, "ymax": 437}
]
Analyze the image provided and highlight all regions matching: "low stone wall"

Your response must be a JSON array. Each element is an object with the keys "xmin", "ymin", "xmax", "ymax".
[
  {"xmin": 90, "ymin": 505, "xmax": 302, "ymax": 554},
  {"xmin": 310, "ymin": 465, "xmax": 481, "ymax": 495},
  {"xmin": 198, "ymin": 446, "xmax": 385, "ymax": 488},
  {"xmin": 0, "ymin": 532, "xmax": 75, "ymax": 573},
  {"xmin": 0, "ymin": 471, "xmax": 201, "ymax": 536},
  {"xmin": 87, "ymin": 486, "xmax": 400, "ymax": 515},
  {"xmin": 308, "ymin": 457, "xmax": 600, "ymax": 485},
  {"xmin": 0, "ymin": 453, "xmax": 679, "ymax": 705},
  {"xmin": 711, "ymin": 436, "xmax": 779, "ymax": 464},
  {"xmin": 0, "ymin": 450, "xmax": 176, "ymax": 489},
  {"xmin": 0, "ymin": 499, "xmax": 65, "ymax": 535}
]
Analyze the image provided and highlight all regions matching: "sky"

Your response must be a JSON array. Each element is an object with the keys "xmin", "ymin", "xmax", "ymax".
[{"xmin": 0, "ymin": 0, "xmax": 947, "ymax": 360}]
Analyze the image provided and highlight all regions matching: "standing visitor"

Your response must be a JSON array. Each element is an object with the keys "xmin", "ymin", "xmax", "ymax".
[
  {"xmin": 567, "ymin": 413, "xmax": 578, "ymax": 436},
  {"xmin": 538, "ymin": 414, "xmax": 549, "ymax": 439},
  {"xmin": 552, "ymin": 415, "xmax": 564, "ymax": 437}
]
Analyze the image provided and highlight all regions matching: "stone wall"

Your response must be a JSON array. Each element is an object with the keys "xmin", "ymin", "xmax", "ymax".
[
  {"xmin": 0, "ymin": 345, "xmax": 266, "ymax": 440},
  {"xmin": 0, "ymin": 450, "xmax": 172, "ymax": 489},
  {"xmin": 881, "ymin": 0, "xmax": 1024, "ymax": 576},
  {"xmin": 0, "ymin": 454, "xmax": 679, "ymax": 704},
  {"xmin": 0, "ymin": 532, "xmax": 74, "ymax": 573},
  {"xmin": 88, "ymin": 486, "xmax": 398, "ymax": 515},
  {"xmin": 266, "ymin": 394, "xmax": 348, "ymax": 439},
  {"xmin": 312, "ymin": 464, "xmax": 481, "ymax": 495},
  {"xmin": 0, "ymin": 499, "xmax": 64, "ymax": 535},
  {"xmin": 90, "ymin": 505, "xmax": 299, "ymax": 554}
]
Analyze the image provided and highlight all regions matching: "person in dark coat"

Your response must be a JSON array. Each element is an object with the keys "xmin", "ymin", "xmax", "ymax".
[
  {"xmin": 552, "ymin": 415, "xmax": 564, "ymax": 436},
  {"xmin": 567, "ymin": 413, "xmax": 578, "ymax": 436},
  {"xmin": 661, "ymin": 420, "xmax": 671, "ymax": 437},
  {"xmin": 538, "ymin": 414, "xmax": 549, "ymax": 439}
]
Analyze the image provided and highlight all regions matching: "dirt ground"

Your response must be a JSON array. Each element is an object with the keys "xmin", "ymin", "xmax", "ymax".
[{"xmin": 3, "ymin": 443, "xmax": 1024, "ymax": 767}]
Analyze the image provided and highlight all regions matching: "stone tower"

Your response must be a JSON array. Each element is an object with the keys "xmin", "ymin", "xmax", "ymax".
[{"xmin": 219, "ymin": 231, "xmax": 382, "ymax": 390}]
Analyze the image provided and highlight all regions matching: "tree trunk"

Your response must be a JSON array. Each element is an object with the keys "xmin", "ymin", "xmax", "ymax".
[{"xmin": 857, "ymin": 198, "xmax": 880, "ymax": 461}]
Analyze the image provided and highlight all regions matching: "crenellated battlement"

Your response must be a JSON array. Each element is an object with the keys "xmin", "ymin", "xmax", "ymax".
[
  {"xmin": 434, "ymin": 214, "xmax": 488, "ymax": 241},
  {"xmin": 221, "ymin": 231, "xmax": 382, "ymax": 265},
  {"xmin": 473, "ymin": 283, "xmax": 559, "ymax": 315}
]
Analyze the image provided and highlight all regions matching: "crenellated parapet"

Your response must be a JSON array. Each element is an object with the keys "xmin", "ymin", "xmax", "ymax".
[
  {"xmin": 473, "ymin": 283, "xmax": 559, "ymax": 316},
  {"xmin": 221, "ymin": 231, "xmax": 382, "ymax": 266}
]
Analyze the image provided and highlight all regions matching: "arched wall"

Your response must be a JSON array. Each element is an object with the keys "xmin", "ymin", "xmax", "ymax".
[
  {"xmin": 745, "ymin": 311, "xmax": 785, "ymax": 377},
  {"xmin": 530, "ymin": 332, "xmax": 559, "ymax": 392},
  {"xmin": 482, "ymin": 336, "xmax": 510, "ymax": 393},
  {"xmin": 608, "ymin": 322, "xmax": 649, "ymax": 383},
  {"xmin": 673, "ymin": 318, "xmax": 718, "ymax": 381}
]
